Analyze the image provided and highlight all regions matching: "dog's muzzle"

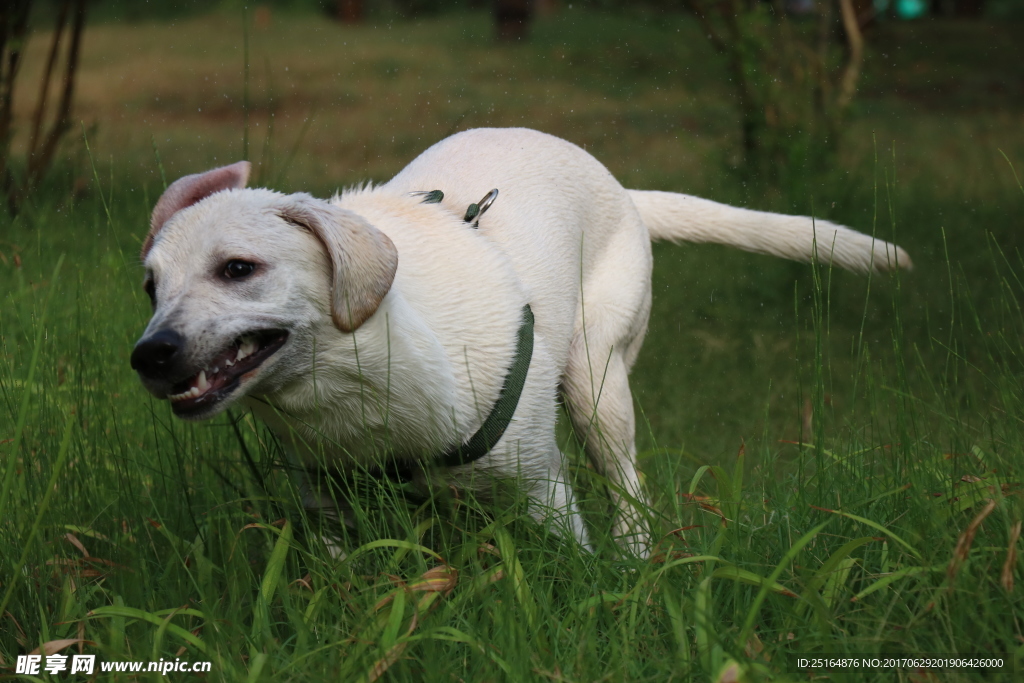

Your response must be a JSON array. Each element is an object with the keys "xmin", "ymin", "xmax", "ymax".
[
  {"xmin": 131, "ymin": 324, "xmax": 289, "ymax": 418},
  {"xmin": 131, "ymin": 328, "xmax": 186, "ymax": 380}
]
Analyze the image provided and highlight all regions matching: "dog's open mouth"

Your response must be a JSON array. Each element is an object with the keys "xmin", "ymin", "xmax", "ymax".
[{"xmin": 168, "ymin": 330, "xmax": 288, "ymax": 416}]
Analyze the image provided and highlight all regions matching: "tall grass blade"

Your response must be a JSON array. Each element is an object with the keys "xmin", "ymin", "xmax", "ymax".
[
  {"xmin": 86, "ymin": 606, "xmax": 208, "ymax": 654},
  {"xmin": 0, "ymin": 255, "xmax": 64, "ymax": 520},
  {"xmin": 738, "ymin": 522, "xmax": 828, "ymax": 646},
  {"xmin": 252, "ymin": 519, "xmax": 293, "ymax": 646},
  {"xmin": 0, "ymin": 411, "xmax": 74, "ymax": 618},
  {"xmin": 851, "ymin": 566, "xmax": 938, "ymax": 602},
  {"xmin": 811, "ymin": 507, "xmax": 921, "ymax": 558}
]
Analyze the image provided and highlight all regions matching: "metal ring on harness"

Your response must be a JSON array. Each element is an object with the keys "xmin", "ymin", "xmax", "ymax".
[{"xmin": 464, "ymin": 188, "xmax": 499, "ymax": 226}]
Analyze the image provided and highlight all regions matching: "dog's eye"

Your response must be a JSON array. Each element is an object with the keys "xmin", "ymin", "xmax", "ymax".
[
  {"xmin": 223, "ymin": 260, "xmax": 257, "ymax": 279},
  {"xmin": 144, "ymin": 280, "xmax": 156, "ymax": 306}
]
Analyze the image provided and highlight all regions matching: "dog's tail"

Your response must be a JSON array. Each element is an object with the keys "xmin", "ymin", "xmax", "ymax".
[{"xmin": 628, "ymin": 190, "xmax": 912, "ymax": 273}]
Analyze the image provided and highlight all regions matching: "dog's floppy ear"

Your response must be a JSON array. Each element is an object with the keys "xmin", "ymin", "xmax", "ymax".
[
  {"xmin": 142, "ymin": 161, "xmax": 251, "ymax": 259},
  {"xmin": 279, "ymin": 195, "xmax": 398, "ymax": 333}
]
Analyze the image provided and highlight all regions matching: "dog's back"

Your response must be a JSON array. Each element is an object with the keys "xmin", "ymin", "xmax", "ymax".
[{"xmin": 384, "ymin": 127, "xmax": 653, "ymax": 372}]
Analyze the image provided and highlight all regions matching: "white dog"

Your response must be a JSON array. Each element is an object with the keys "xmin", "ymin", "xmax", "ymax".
[{"xmin": 131, "ymin": 128, "xmax": 910, "ymax": 555}]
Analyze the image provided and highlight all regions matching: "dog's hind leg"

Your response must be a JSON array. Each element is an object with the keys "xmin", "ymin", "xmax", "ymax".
[
  {"xmin": 563, "ymin": 340, "xmax": 649, "ymax": 557},
  {"xmin": 559, "ymin": 208, "xmax": 654, "ymax": 557},
  {"xmin": 561, "ymin": 248, "xmax": 654, "ymax": 557}
]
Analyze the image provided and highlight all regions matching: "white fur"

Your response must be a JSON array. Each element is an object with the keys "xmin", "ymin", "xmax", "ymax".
[
  {"xmin": 630, "ymin": 191, "xmax": 912, "ymax": 272},
  {"xmin": 135, "ymin": 127, "xmax": 911, "ymax": 556}
]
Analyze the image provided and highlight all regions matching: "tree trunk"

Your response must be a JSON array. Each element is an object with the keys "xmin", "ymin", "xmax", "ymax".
[
  {"xmin": 0, "ymin": 1, "xmax": 33, "ymax": 208},
  {"xmin": 494, "ymin": 0, "xmax": 533, "ymax": 42},
  {"xmin": 337, "ymin": 0, "xmax": 363, "ymax": 23},
  {"xmin": 954, "ymin": 0, "xmax": 985, "ymax": 17},
  {"xmin": 27, "ymin": 0, "xmax": 85, "ymax": 188},
  {"xmin": 536, "ymin": 0, "xmax": 558, "ymax": 17},
  {"xmin": 849, "ymin": 0, "xmax": 876, "ymax": 28},
  {"xmin": 1, "ymin": 0, "xmax": 88, "ymax": 211}
]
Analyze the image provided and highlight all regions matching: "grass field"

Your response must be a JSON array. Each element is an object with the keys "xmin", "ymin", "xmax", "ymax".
[{"xmin": 2, "ymin": 7, "xmax": 1024, "ymax": 681}]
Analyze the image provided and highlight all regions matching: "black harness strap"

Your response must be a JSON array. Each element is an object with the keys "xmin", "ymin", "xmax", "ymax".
[
  {"xmin": 438, "ymin": 303, "xmax": 534, "ymax": 468},
  {"xmin": 369, "ymin": 303, "xmax": 534, "ymax": 483}
]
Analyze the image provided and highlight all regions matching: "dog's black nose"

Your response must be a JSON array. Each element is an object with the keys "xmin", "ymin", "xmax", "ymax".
[{"xmin": 131, "ymin": 329, "xmax": 185, "ymax": 379}]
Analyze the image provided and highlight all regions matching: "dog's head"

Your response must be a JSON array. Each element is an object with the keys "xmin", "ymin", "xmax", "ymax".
[{"xmin": 131, "ymin": 162, "xmax": 398, "ymax": 420}]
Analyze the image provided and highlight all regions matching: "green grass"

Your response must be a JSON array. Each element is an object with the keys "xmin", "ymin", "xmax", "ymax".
[{"xmin": 3, "ymin": 7, "xmax": 1024, "ymax": 682}]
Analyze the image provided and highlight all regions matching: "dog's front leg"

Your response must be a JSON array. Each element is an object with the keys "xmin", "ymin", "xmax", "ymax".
[
  {"xmin": 527, "ymin": 456, "xmax": 591, "ymax": 551},
  {"xmin": 292, "ymin": 468, "xmax": 356, "ymax": 561}
]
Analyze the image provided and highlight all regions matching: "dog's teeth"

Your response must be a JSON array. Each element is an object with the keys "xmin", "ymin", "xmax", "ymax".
[
  {"xmin": 197, "ymin": 371, "xmax": 209, "ymax": 392},
  {"xmin": 211, "ymin": 366, "xmax": 219, "ymax": 375},
  {"xmin": 225, "ymin": 358, "xmax": 234, "ymax": 367},
  {"xmin": 168, "ymin": 381, "xmax": 206, "ymax": 403},
  {"xmin": 237, "ymin": 338, "xmax": 257, "ymax": 361}
]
